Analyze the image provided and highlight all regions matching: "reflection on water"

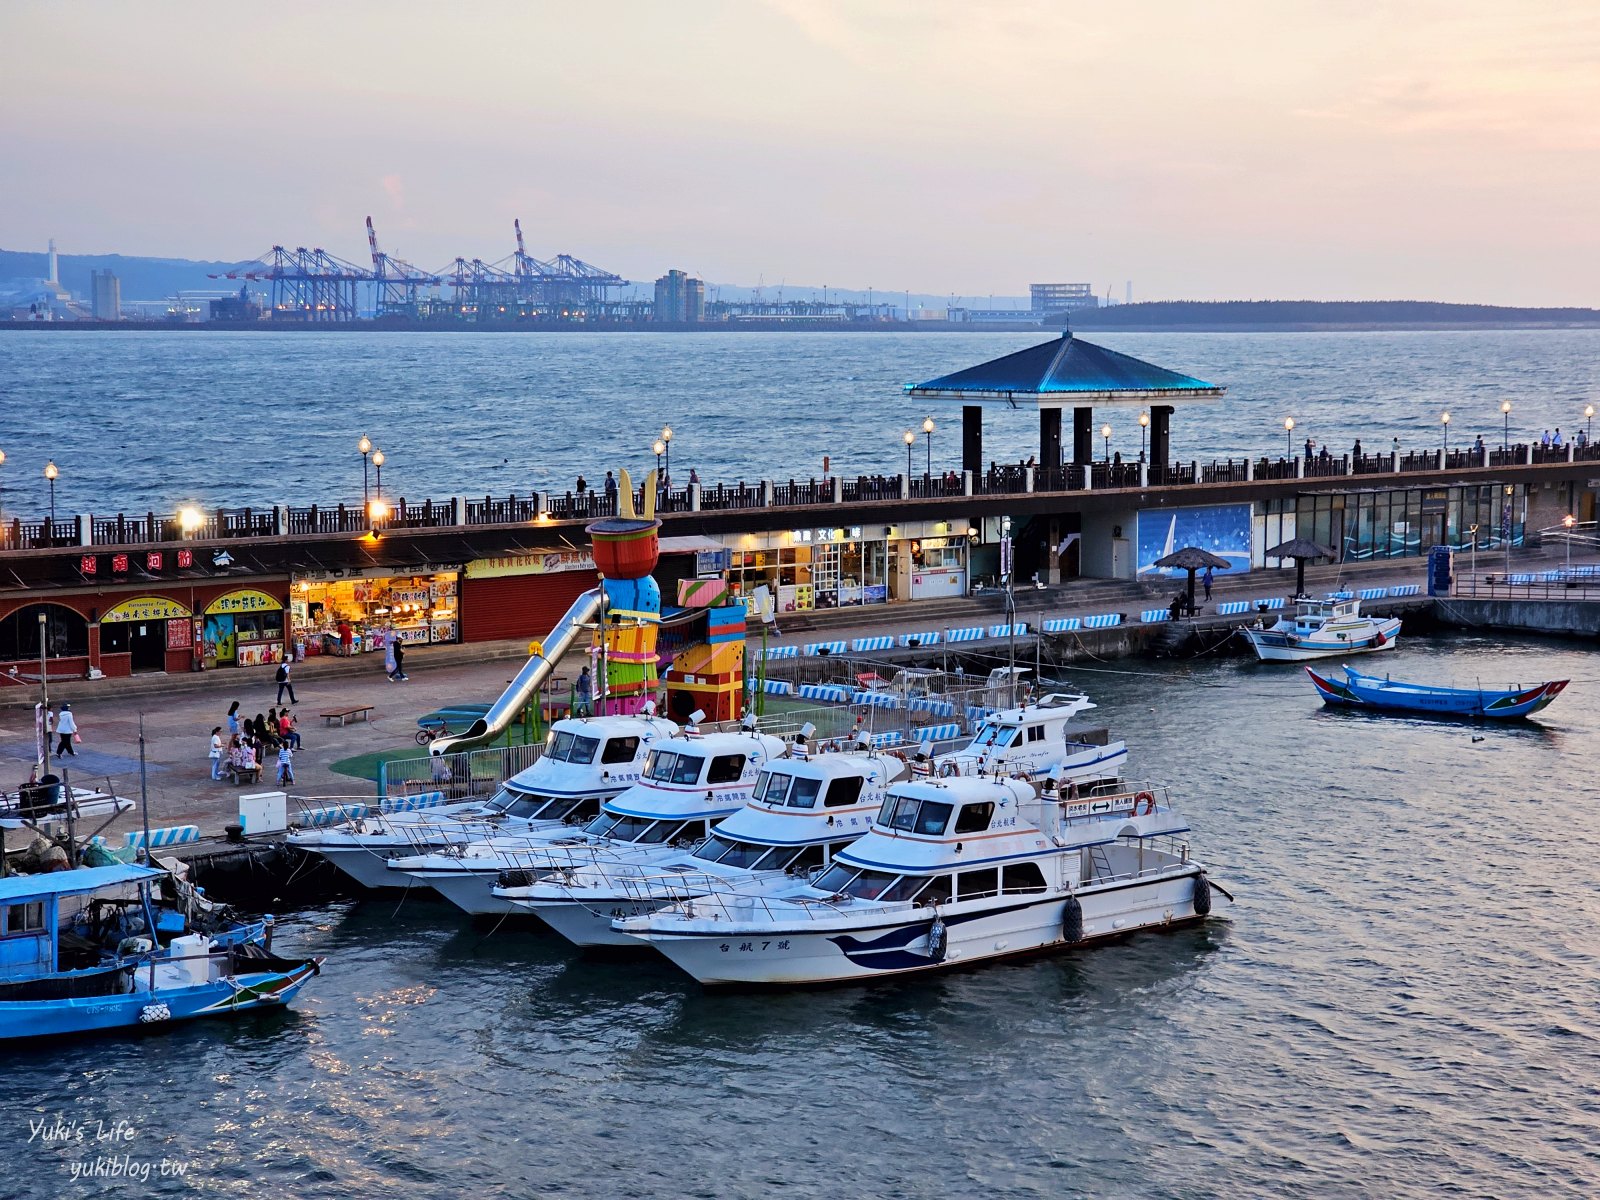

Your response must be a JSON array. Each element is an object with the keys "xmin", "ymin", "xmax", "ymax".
[{"xmin": 6, "ymin": 634, "xmax": 1599, "ymax": 1198}]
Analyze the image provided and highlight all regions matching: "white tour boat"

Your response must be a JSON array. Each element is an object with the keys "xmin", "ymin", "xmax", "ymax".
[
  {"xmin": 931, "ymin": 692, "xmax": 1127, "ymax": 784},
  {"xmin": 493, "ymin": 749, "xmax": 906, "ymax": 947},
  {"xmin": 388, "ymin": 728, "xmax": 787, "ymax": 915},
  {"xmin": 617, "ymin": 774, "xmax": 1221, "ymax": 986},
  {"xmin": 1239, "ymin": 595, "xmax": 1402, "ymax": 662},
  {"xmin": 287, "ymin": 714, "xmax": 676, "ymax": 889}
]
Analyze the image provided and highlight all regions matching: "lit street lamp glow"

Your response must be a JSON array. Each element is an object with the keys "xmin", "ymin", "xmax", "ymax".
[{"xmin": 1284, "ymin": 417, "xmax": 1295, "ymax": 458}]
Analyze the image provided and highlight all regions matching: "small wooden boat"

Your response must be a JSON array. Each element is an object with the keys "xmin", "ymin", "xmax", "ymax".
[{"xmin": 1305, "ymin": 665, "xmax": 1569, "ymax": 719}]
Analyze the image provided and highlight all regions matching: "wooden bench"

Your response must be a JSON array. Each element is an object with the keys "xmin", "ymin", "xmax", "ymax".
[
  {"xmin": 321, "ymin": 705, "xmax": 374, "ymax": 727},
  {"xmin": 230, "ymin": 765, "xmax": 262, "ymax": 786}
]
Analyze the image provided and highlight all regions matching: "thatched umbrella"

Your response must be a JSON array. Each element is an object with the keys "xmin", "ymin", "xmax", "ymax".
[
  {"xmin": 1153, "ymin": 546, "xmax": 1232, "ymax": 615},
  {"xmin": 1265, "ymin": 537, "xmax": 1339, "ymax": 598}
]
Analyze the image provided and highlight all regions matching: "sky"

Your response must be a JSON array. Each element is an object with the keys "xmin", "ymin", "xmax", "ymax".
[{"xmin": 1, "ymin": 0, "xmax": 1597, "ymax": 305}]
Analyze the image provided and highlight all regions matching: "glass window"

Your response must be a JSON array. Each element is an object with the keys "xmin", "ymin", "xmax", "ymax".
[
  {"xmin": 638, "ymin": 819, "xmax": 694, "ymax": 845},
  {"xmin": 823, "ymin": 777, "xmax": 864, "ymax": 808},
  {"xmin": 501, "ymin": 794, "xmax": 548, "ymax": 819},
  {"xmin": 601, "ymin": 736, "xmax": 639, "ymax": 765},
  {"xmin": 645, "ymin": 751, "xmax": 678, "ymax": 782},
  {"xmin": 813, "ymin": 863, "xmax": 859, "ymax": 894},
  {"xmin": 537, "ymin": 795, "xmax": 589, "ymax": 821},
  {"xmin": 693, "ymin": 834, "xmax": 735, "ymax": 863},
  {"xmin": 487, "ymin": 785, "xmax": 532, "ymax": 814},
  {"xmin": 0, "ymin": 604, "xmax": 89, "ymax": 661},
  {"xmin": 567, "ymin": 736, "xmax": 599, "ymax": 765},
  {"xmin": 3, "ymin": 901, "xmax": 45, "ymax": 934},
  {"xmin": 754, "ymin": 771, "xmax": 790, "ymax": 806},
  {"xmin": 547, "ymin": 730, "xmax": 574, "ymax": 760},
  {"xmin": 919, "ymin": 875, "xmax": 953, "ymax": 905},
  {"xmin": 953, "ymin": 802, "xmax": 994, "ymax": 835},
  {"xmin": 880, "ymin": 874, "xmax": 933, "ymax": 902},
  {"xmin": 752, "ymin": 845, "xmax": 804, "ymax": 872},
  {"xmin": 1003, "ymin": 863, "xmax": 1048, "ymax": 894},
  {"xmin": 671, "ymin": 755, "xmax": 704, "ymax": 784},
  {"xmin": 706, "ymin": 754, "xmax": 745, "ymax": 785},
  {"xmin": 914, "ymin": 801, "xmax": 953, "ymax": 836},
  {"xmin": 788, "ymin": 778, "xmax": 822, "ymax": 809},
  {"xmin": 584, "ymin": 812, "xmax": 623, "ymax": 837},
  {"xmin": 1027, "ymin": 726, "xmax": 1045, "ymax": 743},
  {"xmin": 882, "ymin": 796, "xmax": 915, "ymax": 830},
  {"xmin": 842, "ymin": 870, "xmax": 898, "ymax": 900},
  {"xmin": 786, "ymin": 844, "xmax": 825, "ymax": 875},
  {"xmin": 957, "ymin": 868, "xmax": 1000, "ymax": 900}
]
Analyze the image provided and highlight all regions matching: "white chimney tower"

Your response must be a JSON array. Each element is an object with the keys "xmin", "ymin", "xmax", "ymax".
[{"xmin": 47, "ymin": 238, "xmax": 58, "ymax": 284}]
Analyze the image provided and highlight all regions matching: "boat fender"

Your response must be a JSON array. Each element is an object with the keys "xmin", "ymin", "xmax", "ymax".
[
  {"xmin": 1374, "ymin": 631, "xmax": 1387, "ymax": 646},
  {"xmin": 139, "ymin": 1003, "xmax": 171, "ymax": 1024},
  {"xmin": 1062, "ymin": 895, "xmax": 1084, "ymax": 944},
  {"xmin": 1192, "ymin": 872, "xmax": 1212, "ymax": 917},
  {"xmin": 925, "ymin": 918, "xmax": 948, "ymax": 962}
]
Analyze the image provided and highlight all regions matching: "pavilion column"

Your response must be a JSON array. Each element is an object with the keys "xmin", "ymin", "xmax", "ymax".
[
  {"xmin": 1039, "ymin": 408, "xmax": 1062, "ymax": 468},
  {"xmin": 1149, "ymin": 405, "xmax": 1174, "ymax": 472},
  {"xmin": 962, "ymin": 405, "xmax": 983, "ymax": 475},
  {"xmin": 1072, "ymin": 406, "xmax": 1094, "ymax": 465}
]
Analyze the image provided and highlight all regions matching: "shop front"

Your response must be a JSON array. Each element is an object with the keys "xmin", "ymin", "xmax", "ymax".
[
  {"xmin": 99, "ymin": 595, "xmax": 195, "ymax": 675},
  {"xmin": 292, "ymin": 566, "xmax": 462, "ymax": 656},
  {"xmin": 722, "ymin": 520, "xmax": 971, "ymax": 613},
  {"xmin": 460, "ymin": 551, "xmax": 598, "ymax": 643},
  {"xmin": 201, "ymin": 588, "xmax": 288, "ymax": 668}
]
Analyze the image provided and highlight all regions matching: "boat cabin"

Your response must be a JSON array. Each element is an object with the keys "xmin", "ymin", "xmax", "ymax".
[
  {"xmin": 0, "ymin": 864, "xmax": 162, "ymax": 983},
  {"xmin": 1291, "ymin": 597, "xmax": 1360, "ymax": 627}
]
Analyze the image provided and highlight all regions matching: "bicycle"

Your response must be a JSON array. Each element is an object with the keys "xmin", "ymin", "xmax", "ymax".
[{"xmin": 415, "ymin": 719, "xmax": 452, "ymax": 747}]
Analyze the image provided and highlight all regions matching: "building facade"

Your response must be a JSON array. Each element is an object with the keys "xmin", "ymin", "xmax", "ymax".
[
  {"xmin": 90, "ymin": 270, "xmax": 121, "ymax": 321},
  {"xmin": 654, "ymin": 270, "xmax": 705, "ymax": 323}
]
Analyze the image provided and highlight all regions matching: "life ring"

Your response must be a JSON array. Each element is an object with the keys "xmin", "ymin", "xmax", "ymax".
[{"xmin": 1131, "ymin": 790, "xmax": 1156, "ymax": 816}]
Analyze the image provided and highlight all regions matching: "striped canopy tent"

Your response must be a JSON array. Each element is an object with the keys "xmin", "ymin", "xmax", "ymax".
[{"xmin": 904, "ymin": 330, "xmax": 1224, "ymax": 473}]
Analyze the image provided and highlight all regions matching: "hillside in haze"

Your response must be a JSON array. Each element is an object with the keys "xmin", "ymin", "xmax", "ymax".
[
  {"xmin": 1070, "ymin": 299, "xmax": 1600, "ymax": 328},
  {"xmin": 0, "ymin": 249, "xmax": 252, "ymax": 300}
]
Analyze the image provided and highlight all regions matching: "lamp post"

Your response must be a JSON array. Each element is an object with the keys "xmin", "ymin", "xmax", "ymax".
[
  {"xmin": 903, "ymin": 429, "xmax": 915, "ymax": 478},
  {"xmin": 1563, "ymin": 513, "xmax": 1575, "ymax": 578},
  {"xmin": 43, "ymin": 460, "xmax": 58, "ymax": 539},
  {"xmin": 358, "ymin": 435, "xmax": 372, "ymax": 505},
  {"xmin": 653, "ymin": 438, "xmax": 665, "ymax": 479},
  {"xmin": 1138, "ymin": 411, "xmax": 1149, "ymax": 460},
  {"xmin": 1100, "ymin": 423, "xmax": 1112, "ymax": 463},
  {"xmin": 0, "ymin": 448, "xmax": 6, "ymax": 531},
  {"xmin": 1504, "ymin": 484, "xmax": 1514, "ymax": 575},
  {"xmin": 1441, "ymin": 411, "xmax": 1450, "ymax": 457},
  {"xmin": 178, "ymin": 506, "xmax": 203, "ymax": 539},
  {"xmin": 661, "ymin": 426, "xmax": 672, "ymax": 484},
  {"xmin": 1501, "ymin": 401, "xmax": 1511, "ymax": 452},
  {"xmin": 1284, "ymin": 417, "xmax": 1295, "ymax": 459},
  {"xmin": 922, "ymin": 416, "xmax": 935, "ymax": 478},
  {"xmin": 1468, "ymin": 522, "xmax": 1478, "ymax": 587},
  {"xmin": 1586, "ymin": 404, "xmax": 1595, "ymax": 443},
  {"xmin": 372, "ymin": 448, "xmax": 385, "ymax": 500}
]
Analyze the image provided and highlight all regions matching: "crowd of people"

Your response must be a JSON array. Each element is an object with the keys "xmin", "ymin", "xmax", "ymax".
[{"xmin": 212, "ymin": 700, "xmax": 299, "ymax": 786}]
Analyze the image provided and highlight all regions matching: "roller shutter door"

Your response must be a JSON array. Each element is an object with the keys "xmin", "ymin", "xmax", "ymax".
[{"xmin": 460, "ymin": 571, "xmax": 599, "ymax": 643}]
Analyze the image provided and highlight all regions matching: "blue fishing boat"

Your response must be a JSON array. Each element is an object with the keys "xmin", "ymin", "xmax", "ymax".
[
  {"xmin": 1305, "ymin": 665, "xmax": 1569, "ymax": 719},
  {"xmin": 0, "ymin": 863, "xmax": 322, "ymax": 1041}
]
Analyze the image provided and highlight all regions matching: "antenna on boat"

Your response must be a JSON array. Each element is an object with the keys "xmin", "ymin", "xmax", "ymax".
[
  {"xmin": 1002, "ymin": 516, "xmax": 1018, "ymax": 707},
  {"xmin": 137, "ymin": 713, "xmax": 152, "ymax": 866}
]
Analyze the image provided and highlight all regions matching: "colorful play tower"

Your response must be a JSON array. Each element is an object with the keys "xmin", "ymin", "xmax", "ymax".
[{"xmin": 585, "ymin": 471, "xmax": 745, "ymax": 722}]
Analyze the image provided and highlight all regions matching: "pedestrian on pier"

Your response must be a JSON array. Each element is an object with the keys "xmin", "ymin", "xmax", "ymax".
[
  {"xmin": 227, "ymin": 700, "xmax": 241, "ymax": 737},
  {"xmin": 209, "ymin": 727, "xmax": 224, "ymax": 780},
  {"xmin": 54, "ymin": 704, "xmax": 78, "ymax": 757},
  {"xmin": 275, "ymin": 658, "xmax": 297, "ymax": 704},
  {"xmin": 1304, "ymin": 437, "xmax": 1314, "ymax": 459},
  {"xmin": 1541, "ymin": 430, "xmax": 1552, "ymax": 447},
  {"xmin": 1553, "ymin": 428, "xmax": 1564, "ymax": 448},
  {"xmin": 1352, "ymin": 439, "xmax": 1362, "ymax": 461},
  {"xmin": 1202, "ymin": 567, "xmax": 1214, "ymax": 602},
  {"xmin": 575, "ymin": 666, "xmax": 593, "ymax": 717},
  {"xmin": 688, "ymin": 468, "xmax": 699, "ymax": 486},
  {"xmin": 604, "ymin": 471, "xmax": 617, "ymax": 501},
  {"xmin": 576, "ymin": 474, "xmax": 588, "ymax": 494},
  {"xmin": 1474, "ymin": 434, "xmax": 1485, "ymax": 454},
  {"xmin": 1392, "ymin": 436, "xmax": 1400, "ymax": 454},
  {"xmin": 389, "ymin": 639, "xmax": 407, "ymax": 682}
]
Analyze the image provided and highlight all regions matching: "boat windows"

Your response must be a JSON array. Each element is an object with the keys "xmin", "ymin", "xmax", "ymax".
[
  {"xmin": 823, "ymin": 777, "xmax": 864, "ymax": 808},
  {"xmin": 952, "ymin": 802, "xmax": 995, "ymax": 835},
  {"xmin": 1002, "ymin": 863, "xmax": 1048, "ymax": 894},
  {"xmin": 920, "ymin": 875, "xmax": 953, "ymax": 905},
  {"xmin": 546, "ymin": 732, "xmax": 600, "ymax": 765},
  {"xmin": 754, "ymin": 771, "xmax": 790, "ymax": 806},
  {"xmin": 787, "ymin": 778, "xmax": 822, "ymax": 809},
  {"xmin": 973, "ymin": 724, "xmax": 1018, "ymax": 748},
  {"xmin": 1027, "ymin": 725, "xmax": 1045, "ymax": 743},
  {"xmin": 813, "ymin": 863, "xmax": 859, "ymax": 894},
  {"xmin": 706, "ymin": 754, "xmax": 746, "ymax": 785},
  {"xmin": 753, "ymin": 845, "xmax": 805, "ymax": 872},
  {"xmin": 957, "ymin": 868, "xmax": 1000, "ymax": 900},
  {"xmin": 601, "ymin": 736, "xmax": 640, "ymax": 765},
  {"xmin": 880, "ymin": 874, "xmax": 934, "ymax": 903},
  {"xmin": 3, "ymin": 902, "xmax": 45, "ymax": 935},
  {"xmin": 485, "ymin": 785, "xmax": 532, "ymax": 814},
  {"xmin": 584, "ymin": 812, "xmax": 624, "ymax": 838},
  {"xmin": 879, "ymin": 796, "xmax": 951, "ymax": 834},
  {"xmin": 499, "ymin": 793, "xmax": 549, "ymax": 820},
  {"xmin": 671, "ymin": 755, "xmax": 704, "ymax": 784},
  {"xmin": 603, "ymin": 816, "xmax": 682, "ymax": 844},
  {"xmin": 840, "ymin": 869, "xmax": 898, "ymax": 900},
  {"xmin": 645, "ymin": 751, "xmax": 705, "ymax": 784},
  {"xmin": 786, "ymin": 845, "xmax": 826, "ymax": 875},
  {"xmin": 638, "ymin": 819, "xmax": 696, "ymax": 845},
  {"xmin": 536, "ymin": 795, "xmax": 590, "ymax": 822}
]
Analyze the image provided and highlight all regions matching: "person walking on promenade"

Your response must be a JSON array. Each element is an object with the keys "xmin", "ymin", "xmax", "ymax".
[
  {"xmin": 604, "ymin": 471, "xmax": 617, "ymax": 502},
  {"xmin": 575, "ymin": 665, "xmax": 593, "ymax": 717},
  {"xmin": 389, "ymin": 639, "xmax": 407, "ymax": 682},
  {"xmin": 54, "ymin": 704, "xmax": 78, "ymax": 758},
  {"xmin": 275, "ymin": 658, "xmax": 297, "ymax": 704},
  {"xmin": 227, "ymin": 700, "xmax": 241, "ymax": 738},
  {"xmin": 688, "ymin": 467, "xmax": 699, "ymax": 486},
  {"xmin": 1202, "ymin": 566, "xmax": 1214, "ymax": 602},
  {"xmin": 209, "ymin": 726, "xmax": 224, "ymax": 780},
  {"xmin": 576, "ymin": 474, "xmax": 588, "ymax": 494}
]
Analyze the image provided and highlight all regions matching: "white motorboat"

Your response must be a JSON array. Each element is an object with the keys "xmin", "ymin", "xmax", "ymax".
[
  {"xmin": 493, "ymin": 749, "xmax": 907, "ymax": 946},
  {"xmin": 617, "ymin": 774, "xmax": 1221, "ymax": 986},
  {"xmin": 389, "ymin": 728, "xmax": 787, "ymax": 915},
  {"xmin": 287, "ymin": 714, "xmax": 677, "ymax": 889},
  {"xmin": 931, "ymin": 692, "xmax": 1127, "ymax": 784},
  {"xmin": 1239, "ymin": 595, "xmax": 1402, "ymax": 662}
]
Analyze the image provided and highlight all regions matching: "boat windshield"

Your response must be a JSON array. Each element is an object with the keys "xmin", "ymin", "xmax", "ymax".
[
  {"xmin": 693, "ymin": 836, "xmax": 804, "ymax": 871},
  {"xmin": 878, "ymin": 796, "xmax": 953, "ymax": 836},
  {"xmin": 753, "ymin": 770, "xmax": 789, "ymax": 805},
  {"xmin": 971, "ymin": 723, "xmax": 1018, "ymax": 748},
  {"xmin": 601, "ymin": 816, "xmax": 696, "ymax": 845},
  {"xmin": 545, "ymin": 731, "xmax": 601, "ymax": 765},
  {"xmin": 644, "ymin": 751, "xmax": 705, "ymax": 785},
  {"xmin": 813, "ymin": 863, "xmax": 899, "ymax": 899}
]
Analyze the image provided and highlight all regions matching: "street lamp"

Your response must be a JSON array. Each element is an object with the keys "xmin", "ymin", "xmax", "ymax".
[
  {"xmin": 1586, "ymin": 404, "xmax": 1595, "ymax": 443},
  {"xmin": 372, "ymin": 448, "xmax": 385, "ymax": 500},
  {"xmin": 1284, "ymin": 417, "xmax": 1295, "ymax": 458},
  {"xmin": 1468, "ymin": 522, "xmax": 1478, "ymax": 587},
  {"xmin": 1138, "ymin": 411, "xmax": 1149, "ymax": 460},
  {"xmin": 903, "ymin": 429, "xmax": 915, "ymax": 478},
  {"xmin": 358, "ymin": 435, "xmax": 372, "ymax": 505},
  {"xmin": 0, "ymin": 448, "xmax": 6, "ymax": 529},
  {"xmin": 1100, "ymin": 423, "xmax": 1112, "ymax": 463},
  {"xmin": 43, "ymin": 460, "xmax": 58, "ymax": 536},
  {"xmin": 1441, "ymin": 411, "xmax": 1450, "ymax": 457},
  {"xmin": 661, "ymin": 426, "xmax": 672, "ymax": 483},
  {"xmin": 653, "ymin": 438, "xmax": 666, "ymax": 479},
  {"xmin": 1563, "ymin": 513, "xmax": 1575, "ymax": 577},
  {"xmin": 1504, "ymin": 484, "xmax": 1514, "ymax": 574},
  {"xmin": 368, "ymin": 497, "xmax": 390, "ymax": 527},
  {"xmin": 1501, "ymin": 401, "xmax": 1512, "ymax": 452},
  {"xmin": 922, "ymin": 416, "xmax": 935, "ymax": 477},
  {"xmin": 177, "ymin": 505, "xmax": 204, "ymax": 538}
]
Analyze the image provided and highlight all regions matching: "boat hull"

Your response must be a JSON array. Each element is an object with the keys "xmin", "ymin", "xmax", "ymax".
[
  {"xmin": 514, "ymin": 896, "xmax": 664, "ymax": 947},
  {"xmin": 1307, "ymin": 667, "xmax": 1569, "ymax": 718},
  {"xmin": 401, "ymin": 868, "xmax": 521, "ymax": 916},
  {"xmin": 634, "ymin": 870, "xmax": 1206, "ymax": 986},
  {"xmin": 1242, "ymin": 617, "xmax": 1401, "ymax": 662}
]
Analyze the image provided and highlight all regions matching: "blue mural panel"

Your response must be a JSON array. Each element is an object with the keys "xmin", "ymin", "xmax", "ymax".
[{"xmin": 1136, "ymin": 504, "xmax": 1253, "ymax": 578}]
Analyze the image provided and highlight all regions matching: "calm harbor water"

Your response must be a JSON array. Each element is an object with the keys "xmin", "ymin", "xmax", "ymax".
[
  {"xmin": 6, "ymin": 632, "xmax": 1598, "ymax": 1198},
  {"xmin": 0, "ymin": 328, "xmax": 1597, "ymax": 517}
]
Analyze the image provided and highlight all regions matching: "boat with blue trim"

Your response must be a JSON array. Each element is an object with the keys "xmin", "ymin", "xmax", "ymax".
[
  {"xmin": 930, "ymin": 692, "xmax": 1127, "ymax": 784},
  {"xmin": 0, "ymin": 864, "xmax": 321, "ymax": 1041},
  {"xmin": 389, "ymin": 728, "xmax": 787, "ymax": 915},
  {"xmin": 492, "ymin": 747, "xmax": 906, "ymax": 946},
  {"xmin": 616, "ymin": 774, "xmax": 1221, "ymax": 986},
  {"xmin": 1239, "ymin": 596, "xmax": 1401, "ymax": 662},
  {"xmin": 287, "ymin": 714, "xmax": 677, "ymax": 889},
  {"xmin": 1306, "ymin": 664, "xmax": 1569, "ymax": 719}
]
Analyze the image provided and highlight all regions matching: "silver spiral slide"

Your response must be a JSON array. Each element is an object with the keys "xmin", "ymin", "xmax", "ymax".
[{"xmin": 428, "ymin": 588, "xmax": 603, "ymax": 756}]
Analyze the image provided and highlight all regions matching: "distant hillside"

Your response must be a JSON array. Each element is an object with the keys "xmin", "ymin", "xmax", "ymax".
[
  {"xmin": 0, "ymin": 249, "xmax": 253, "ymax": 301},
  {"xmin": 1072, "ymin": 299, "xmax": 1600, "ymax": 329}
]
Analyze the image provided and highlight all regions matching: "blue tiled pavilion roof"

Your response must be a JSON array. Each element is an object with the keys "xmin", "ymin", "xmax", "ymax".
[{"xmin": 906, "ymin": 333, "xmax": 1221, "ymax": 401}]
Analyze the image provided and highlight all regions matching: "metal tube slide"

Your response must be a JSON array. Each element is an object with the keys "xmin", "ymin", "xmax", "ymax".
[{"xmin": 429, "ymin": 588, "xmax": 603, "ymax": 756}]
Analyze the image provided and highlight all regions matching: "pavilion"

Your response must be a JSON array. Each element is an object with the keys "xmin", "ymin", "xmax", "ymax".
[{"xmin": 905, "ymin": 331, "xmax": 1224, "ymax": 474}]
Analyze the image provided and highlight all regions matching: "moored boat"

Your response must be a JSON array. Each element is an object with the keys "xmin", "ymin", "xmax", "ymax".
[
  {"xmin": 1239, "ymin": 596, "xmax": 1401, "ymax": 662},
  {"xmin": 930, "ymin": 691, "xmax": 1127, "ymax": 784},
  {"xmin": 1306, "ymin": 664, "xmax": 1569, "ymax": 719}
]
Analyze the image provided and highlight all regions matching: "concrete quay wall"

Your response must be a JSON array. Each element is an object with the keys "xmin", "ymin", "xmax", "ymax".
[{"xmin": 1433, "ymin": 597, "xmax": 1600, "ymax": 638}]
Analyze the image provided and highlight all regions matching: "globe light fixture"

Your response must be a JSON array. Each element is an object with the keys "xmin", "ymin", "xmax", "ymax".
[
  {"xmin": 1284, "ymin": 417, "xmax": 1295, "ymax": 458},
  {"xmin": 922, "ymin": 416, "xmax": 935, "ymax": 478},
  {"xmin": 1100, "ymin": 423, "xmax": 1112, "ymax": 463},
  {"xmin": 177, "ymin": 505, "xmax": 204, "ymax": 537},
  {"xmin": 372, "ymin": 448, "xmax": 385, "ymax": 499},
  {"xmin": 358, "ymin": 435, "xmax": 372, "ymax": 504},
  {"xmin": 903, "ymin": 429, "xmax": 915, "ymax": 477},
  {"xmin": 1501, "ymin": 401, "xmax": 1512, "ymax": 452},
  {"xmin": 43, "ymin": 460, "xmax": 58, "ymax": 533}
]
